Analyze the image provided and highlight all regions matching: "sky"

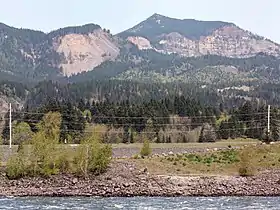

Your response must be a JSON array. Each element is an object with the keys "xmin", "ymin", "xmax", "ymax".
[{"xmin": 0, "ymin": 0, "xmax": 279, "ymax": 42}]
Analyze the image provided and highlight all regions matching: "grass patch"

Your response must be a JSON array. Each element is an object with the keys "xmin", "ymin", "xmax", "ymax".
[{"xmin": 128, "ymin": 143, "xmax": 280, "ymax": 176}]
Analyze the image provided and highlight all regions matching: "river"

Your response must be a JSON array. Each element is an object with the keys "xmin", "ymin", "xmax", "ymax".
[{"xmin": 0, "ymin": 196, "xmax": 279, "ymax": 209}]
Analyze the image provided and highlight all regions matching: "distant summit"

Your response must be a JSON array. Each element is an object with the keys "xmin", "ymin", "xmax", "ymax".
[
  {"xmin": 118, "ymin": 13, "xmax": 280, "ymax": 58},
  {"xmin": 118, "ymin": 13, "xmax": 234, "ymax": 40}
]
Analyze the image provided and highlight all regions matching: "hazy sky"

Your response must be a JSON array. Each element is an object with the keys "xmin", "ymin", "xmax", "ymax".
[{"xmin": 0, "ymin": 0, "xmax": 279, "ymax": 42}]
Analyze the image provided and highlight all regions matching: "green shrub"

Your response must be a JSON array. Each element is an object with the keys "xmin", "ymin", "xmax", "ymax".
[
  {"xmin": 56, "ymin": 152, "xmax": 73, "ymax": 174},
  {"xmin": 5, "ymin": 112, "xmax": 112, "ymax": 179},
  {"xmin": 74, "ymin": 130, "xmax": 112, "ymax": 177},
  {"xmin": 140, "ymin": 139, "xmax": 152, "ymax": 157},
  {"xmin": 89, "ymin": 144, "xmax": 112, "ymax": 175},
  {"xmin": 186, "ymin": 154, "xmax": 202, "ymax": 162},
  {"xmin": 6, "ymin": 154, "xmax": 27, "ymax": 179}
]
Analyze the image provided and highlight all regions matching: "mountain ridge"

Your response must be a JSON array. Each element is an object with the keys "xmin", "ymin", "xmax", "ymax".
[
  {"xmin": 0, "ymin": 13, "xmax": 280, "ymax": 81},
  {"xmin": 119, "ymin": 14, "xmax": 280, "ymax": 58},
  {"xmin": 118, "ymin": 13, "xmax": 235, "ymax": 41}
]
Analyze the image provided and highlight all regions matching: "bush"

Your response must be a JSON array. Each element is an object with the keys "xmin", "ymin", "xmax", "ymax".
[
  {"xmin": 6, "ymin": 154, "xmax": 27, "ymax": 179},
  {"xmin": 56, "ymin": 152, "xmax": 73, "ymax": 174},
  {"xmin": 74, "ymin": 129, "xmax": 112, "ymax": 177},
  {"xmin": 238, "ymin": 149, "xmax": 256, "ymax": 177},
  {"xmin": 5, "ymin": 112, "xmax": 112, "ymax": 179},
  {"xmin": 6, "ymin": 112, "xmax": 63, "ymax": 179},
  {"xmin": 89, "ymin": 143, "xmax": 112, "ymax": 175},
  {"xmin": 140, "ymin": 139, "xmax": 152, "ymax": 157},
  {"xmin": 239, "ymin": 166, "xmax": 255, "ymax": 177}
]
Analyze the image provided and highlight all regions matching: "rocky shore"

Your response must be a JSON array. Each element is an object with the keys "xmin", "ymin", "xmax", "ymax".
[{"xmin": 0, "ymin": 161, "xmax": 280, "ymax": 197}]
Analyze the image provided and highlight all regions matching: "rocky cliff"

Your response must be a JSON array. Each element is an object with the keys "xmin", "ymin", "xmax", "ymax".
[
  {"xmin": 120, "ymin": 14, "xmax": 280, "ymax": 58},
  {"xmin": 54, "ymin": 29, "xmax": 119, "ymax": 76},
  {"xmin": 0, "ymin": 23, "xmax": 120, "ymax": 79}
]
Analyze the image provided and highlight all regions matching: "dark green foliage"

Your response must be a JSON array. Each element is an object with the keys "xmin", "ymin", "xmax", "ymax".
[
  {"xmin": 217, "ymin": 101, "xmax": 267, "ymax": 140},
  {"xmin": 119, "ymin": 13, "xmax": 232, "ymax": 41},
  {"xmin": 48, "ymin": 24, "xmax": 101, "ymax": 38},
  {"xmin": 69, "ymin": 48, "xmax": 280, "ymax": 85},
  {"xmin": 0, "ymin": 23, "xmax": 62, "ymax": 82},
  {"xmin": 199, "ymin": 123, "xmax": 217, "ymax": 142}
]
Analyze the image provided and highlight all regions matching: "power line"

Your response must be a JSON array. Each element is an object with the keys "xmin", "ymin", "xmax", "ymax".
[
  {"xmin": 1, "ymin": 118, "xmax": 266, "ymax": 127},
  {"xmin": 9, "ymin": 111, "xmax": 268, "ymax": 120},
  {"xmin": 55, "ymin": 126, "xmax": 269, "ymax": 134},
  {"xmin": 0, "ymin": 125, "xmax": 267, "ymax": 134}
]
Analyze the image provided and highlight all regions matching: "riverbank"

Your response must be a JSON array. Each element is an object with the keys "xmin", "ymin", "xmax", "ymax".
[
  {"xmin": 0, "ymin": 138, "xmax": 259, "ymax": 161},
  {"xmin": 1, "ymin": 161, "xmax": 280, "ymax": 197}
]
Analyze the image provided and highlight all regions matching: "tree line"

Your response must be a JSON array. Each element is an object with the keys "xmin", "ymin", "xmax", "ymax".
[{"xmin": 2, "ymin": 96, "xmax": 279, "ymax": 145}]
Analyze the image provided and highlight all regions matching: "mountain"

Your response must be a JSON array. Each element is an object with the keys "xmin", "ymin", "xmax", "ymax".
[
  {"xmin": 0, "ymin": 22, "xmax": 119, "ymax": 81},
  {"xmin": 1, "ymin": 13, "xmax": 280, "ymax": 89},
  {"xmin": 1, "ymin": 13, "xmax": 280, "ymax": 83},
  {"xmin": 70, "ymin": 51, "xmax": 280, "ymax": 85},
  {"xmin": 118, "ymin": 14, "xmax": 280, "ymax": 58}
]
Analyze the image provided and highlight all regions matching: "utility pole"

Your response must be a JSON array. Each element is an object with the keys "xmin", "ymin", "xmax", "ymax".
[
  {"xmin": 268, "ymin": 105, "xmax": 271, "ymax": 137},
  {"xmin": 9, "ymin": 103, "xmax": 12, "ymax": 149}
]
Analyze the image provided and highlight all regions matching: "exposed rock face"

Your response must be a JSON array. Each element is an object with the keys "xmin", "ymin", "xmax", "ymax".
[
  {"xmin": 54, "ymin": 29, "xmax": 120, "ymax": 76},
  {"xmin": 127, "ymin": 26, "xmax": 280, "ymax": 58},
  {"xmin": 122, "ymin": 14, "xmax": 280, "ymax": 58},
  {"xmin": 127, "ymin": 36, "xmax": 153, "ymax": 50}
]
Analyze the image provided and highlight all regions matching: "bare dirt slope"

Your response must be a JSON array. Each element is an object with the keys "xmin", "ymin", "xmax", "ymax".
[{"xmin": 54, "ymin": 29, "xmax": 120, "ymax": 76}]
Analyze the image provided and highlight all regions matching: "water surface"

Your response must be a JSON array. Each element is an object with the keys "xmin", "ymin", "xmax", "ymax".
[{"xmin": 0, "ymin": 196, "xmax": 279, "ymax": 209}]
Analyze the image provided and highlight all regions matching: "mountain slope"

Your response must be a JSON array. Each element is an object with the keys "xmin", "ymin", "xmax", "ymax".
[
  {"xmin": 1, "ymin": 14, "xmax": 280, "ymax": 83},
  {"xmin": 0, "ymin": 23, "xmax": 120, "ymax": 81},
  {"xmin": 118, "ymin": 14, "xmax": 280, "ymax": 58},
  {"xmin": 69, "ymin": 49, "xmax": 280, "ymax": 85}
]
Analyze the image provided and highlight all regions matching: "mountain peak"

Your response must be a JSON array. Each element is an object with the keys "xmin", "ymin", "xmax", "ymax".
[
  {"xmin": 119, "ymin": 14, "xmax": 233, "ymax": 41},
  {"xmin": 118, "ymin": 14, "xmax": 280, "ymax": 58},
  {"xmin": 149, "ymin": 13, "xmax": 166, "ymax": 19}
]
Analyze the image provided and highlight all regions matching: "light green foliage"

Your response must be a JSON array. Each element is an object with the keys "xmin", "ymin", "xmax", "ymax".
[
  {"xmin": 31, "ymin": 112, "xmax": 62, "ymax": 176},
  {"xmin": 36, "ymin": 111, "xmax": 62, "ymax": 143},
  {"xmin": 12, "ymin": 121, "xmax": 33, "ymax": 145},
  {"xmin": 6, "ymin": 116, "xmax": 112, "ymax": 179},
  {"xmin": 56, "ymin": 152, "xmax": 73, "ymax": 174},
  {"xmin": 140, "ymin": 139, "xmax": 152, "ymax": 157},
  {"xmin": 164, "ymin": 149, "xmax": 239, "ymax": 166},
  {"xmin": 6, "ymin": 112, "xmax": 62, "ymax": 179},
  {"xmin": 74, "ymin": 127, "xmax": 112, "ymax": 176},
  {"xmin": 83, "ymin": 109, "xmax": 92, "ymax": 122},
  {"xmin": 6, "ymin": 154, "xmax": 27, "ymax": 179}
]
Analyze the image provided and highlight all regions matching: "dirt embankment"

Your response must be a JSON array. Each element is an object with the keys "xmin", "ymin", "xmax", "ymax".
[{"xmin": 0, "ymin": 161, "xmax": 280, "ymax": 197}]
